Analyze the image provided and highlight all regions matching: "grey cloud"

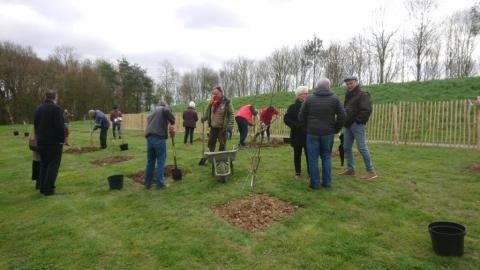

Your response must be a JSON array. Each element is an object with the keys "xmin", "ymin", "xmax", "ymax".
[
  {"xmin": 177, "ymin": 3, "xmax": 243, "ymax": 29},
  {"xmin": 4, "ymin": 0, "xmax": 81, "ymax": 23}
]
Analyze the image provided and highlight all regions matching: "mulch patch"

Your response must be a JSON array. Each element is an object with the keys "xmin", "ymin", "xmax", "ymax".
[
  {"xmin": 65, "ymin": 146, "xmax": 100, "ymax": 154},
  {"xmin": 246, "ymin": 139, "xmax": 288, "ymax": 148},
  {"xmin": 211, "ymin": 194, "xmax": 299, "ymax": 232},
  {"xmin": 128, "ymin": 166, "xmax": 192, "ymax": 184},
  {"xmin": 90, "ymin": 156, "xmax": 133, "ymax": 166},
  {"xmin": 467, "ymin": 163, "xmax": 480, "ymax": 172}
]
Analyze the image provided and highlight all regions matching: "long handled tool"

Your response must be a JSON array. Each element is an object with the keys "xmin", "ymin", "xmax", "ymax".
[
  {"xmin": 90, "ymin": 120, "xmax": 94, "ymax": 147},
  {"xmin": 170, "ymin": 134, "xmax": 182, "ymax": 181},
  {"xmin": 198, "ymin": 103, "xmax": 208, "ymax": 166}
]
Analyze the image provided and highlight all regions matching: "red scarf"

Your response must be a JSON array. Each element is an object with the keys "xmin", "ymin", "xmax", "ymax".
[{"xmin": 210, "ymin": 98, "xmax": 222, "ymax": 113}]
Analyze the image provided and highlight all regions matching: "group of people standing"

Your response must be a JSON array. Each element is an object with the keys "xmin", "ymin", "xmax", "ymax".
[
  {"xmin": 32, "ymin": 77, "xmax": 377, "ymax": 195},
  {"xmin": 285, "ymin": 76, "xmax": 378, "ymax": 190}
]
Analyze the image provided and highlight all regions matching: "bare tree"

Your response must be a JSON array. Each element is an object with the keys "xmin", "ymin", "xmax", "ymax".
[
  {"xmin": 322, "ymin": 42, "xmax": 347, "ymax": 86},
  {"xmin": 444, "ymin": 7, "xmax": 479, "ymax": 78},
  {"xmin": 370, "ymin": 6, "xmax": 397, "ymax": 83},
  {"xmin": 157, "ymin": 59, "xmax": 177, "ymax": 104},
  {"xmin": 405, "ymin": 0, "xmax": 438, "ymax": 81}
]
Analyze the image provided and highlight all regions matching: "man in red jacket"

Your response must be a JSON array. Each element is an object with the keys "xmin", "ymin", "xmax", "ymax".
[{"xmin": 259, "ymin": 106, "xmax": 280, "ymax": 142}]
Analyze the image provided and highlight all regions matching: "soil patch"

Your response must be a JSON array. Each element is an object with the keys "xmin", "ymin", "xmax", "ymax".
[
  {"xmin": 467, "ymin": 163, "xmax": 480, "ymax": 172},
  {"xmin": 246, "ymin": 139, "xmax": 288, "ymax": 148},
  {"xmin": 65, "ymin": 146, "xmax": 100, "ymax": 154},
  {"xmin": 90, "ymin": 156, "xmax": 133, "ymax": 166},
  {"xmin": 211, "ymin": 194, "xmax": 298, "ymax": 232},
  {"xmin": 128, "ymin": 166, "xmax": 191, "ymax": 184}
]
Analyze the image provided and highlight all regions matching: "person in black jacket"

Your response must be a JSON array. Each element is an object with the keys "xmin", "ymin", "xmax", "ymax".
[
  {"xmin": 284, "ymin": 86, "xmax": 310, "ymax": 180},
  {"xmin": 339, "ymin": 76, "xmax": 377, "ymax": 180},
  {"xmin": 299, "ymin": 79, "xmax": 346, "ymax": 189},
  {"xmin": 34, "ymin": 91, "xmax": 65, "ymax": 196}
]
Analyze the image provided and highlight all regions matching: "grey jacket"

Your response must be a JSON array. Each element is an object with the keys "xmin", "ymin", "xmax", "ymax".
[
  {"xmin": 298, "ymin": 85, "xmax": 346, "ymax": 136},
  {"xmin": 145, "ymin": 106, "xmax": 175, "ymax": 139}
]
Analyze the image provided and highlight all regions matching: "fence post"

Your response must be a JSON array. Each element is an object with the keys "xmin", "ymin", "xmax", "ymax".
[
  {"xmin": 392, "ymin": 104, "xmax": 399, "ymax": 144},
  {"xmin": 477, "ymin": 104, "xmax": 480, "ymax": 150}
]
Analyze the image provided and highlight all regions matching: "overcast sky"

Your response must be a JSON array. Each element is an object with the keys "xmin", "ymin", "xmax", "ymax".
[{"xmin": 0, "ymin": 0, "xmax": 477, "ymax": 80}]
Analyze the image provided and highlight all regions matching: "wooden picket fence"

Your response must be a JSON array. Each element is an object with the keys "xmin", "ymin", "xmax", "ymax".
[{"xmin": 123, "ymin": 100, "xmax": 480, "ymax": 149}]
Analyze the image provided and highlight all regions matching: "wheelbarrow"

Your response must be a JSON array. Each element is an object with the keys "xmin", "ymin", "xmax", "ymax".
[{"xmin": 204, "ymin": 149, "xmax": 238, "ymax": 182}]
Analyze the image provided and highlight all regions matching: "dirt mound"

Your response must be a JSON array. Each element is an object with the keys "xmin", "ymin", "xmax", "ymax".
[
  {"xmin": 211, "ymin": 194, "xmax": 298, "ymax": 232},
  {"xmin": 65, "ymin": 146, "xmax": 100, "ymax": 154},
  {"xmin": 129, "ymin": 166, "xmax": 191, "ymax": 184},
  {"xmin": 90, "ymin": 156, "xmax": 133, "ymax": 166},
  {"xmin": 467, "ymin": 163, "xmax": 480, "ymax": 172},
  {"xmin": 247, "ymin": 139, "xmax": 288, "ymax": 148}
]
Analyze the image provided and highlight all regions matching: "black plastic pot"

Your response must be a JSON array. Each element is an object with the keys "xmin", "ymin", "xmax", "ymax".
[
  {"xmin": 13, "ymin": 131, "xmax": 19, "ymax": 136},
  {"xmin": 120, "ymin": 143, "xmax": 129, "ymax": 151},
  {"xmin": 283, "ymin": 137, "xmax": 291, "ymax": 144},
  {"xmin": 429, "ymin": 221, "xmax": 466, "ymax": 256},
  {"xmin": 24, "ymin": 132, "xmax": 29, "ymax": 137},
  {"xmin": 108, "ymin": 175, "xmax": 123, "ymax": 190}
]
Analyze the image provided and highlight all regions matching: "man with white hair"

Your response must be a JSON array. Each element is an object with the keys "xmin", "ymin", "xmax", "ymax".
[
  {"xmin": 284, "ymin": 86, "xmax": 310, "ymax": 180},
  {"xmin": 88, "ymin": 109, "xmax": 110, "ymax": 149},
  {"xmin": 144, "ymin": 101, "xmax": 176, "ymax": 190},
  {"xmin": 299, "ymin": 79, "xmax": 345, "ymax": 189}
]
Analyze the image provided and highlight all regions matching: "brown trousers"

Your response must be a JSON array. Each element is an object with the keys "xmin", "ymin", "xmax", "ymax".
[{"xmin": 208, "ymin": 127, "xmax": 227, "ymax": 152}]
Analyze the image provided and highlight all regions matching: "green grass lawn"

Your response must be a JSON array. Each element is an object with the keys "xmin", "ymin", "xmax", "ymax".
[
  {"xmin": 172, "ymin": 76, "xmax": 480, "ymax": 112},
  {"xmin": 0, "ymin": 122, "xmax": 479, "ymax": 269}
]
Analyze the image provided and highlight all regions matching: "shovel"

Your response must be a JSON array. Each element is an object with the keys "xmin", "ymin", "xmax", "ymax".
[
  {"xmin": 198, "ymin": 114, "xmax": 207, "ymax": 166},
  {"xmin": 170, "ymin": 133, "xmax": 182, "ymax": 181},
  {"xmin": 90, "ymin": 120, "xmax": 94, "ymax": 147},
  {"xmin": 339, "ymin": 133, "xmax": 345, "ymax": 166}
]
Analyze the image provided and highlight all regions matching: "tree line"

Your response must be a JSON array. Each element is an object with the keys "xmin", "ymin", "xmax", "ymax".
[{"xmin": 0, "ymin": 0, "xmax": 478, "ymax": 124}]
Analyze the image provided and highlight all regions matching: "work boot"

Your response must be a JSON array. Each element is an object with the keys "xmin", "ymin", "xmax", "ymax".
[
  {"xmin": 294, "ymin": 173, "xmax": 301, "ymax": 180},
  {"xmin": 338, "ymin": 170, "xmax": 355, "ymax": 176},
  {"xmin": 360, "ymin": 172, "xmax": 378, "ymax": 180}
]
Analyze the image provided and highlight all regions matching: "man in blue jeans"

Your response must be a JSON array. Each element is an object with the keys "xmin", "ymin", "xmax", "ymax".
[
  {"xmin": 299, "ymin": 79, "xmax": 345, "ymax": 189},
  {"xmin": 339, "ymin": 76, "xmax": 378, "ymax": 180},
  {"xmin": 144, "ymin": 101, "xmax": 176, "ymax": 190}
]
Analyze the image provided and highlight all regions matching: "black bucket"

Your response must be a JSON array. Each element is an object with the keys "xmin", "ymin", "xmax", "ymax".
[
  {"xmin": 13, "ymin": 131, "xmax": 19, "ymax": 136},
  {"xmin": 429, "ymin": 221, "xmax": 466, "ymax": 256},
  {"xmin": 283, "ymin": 137, "xmax": 291, "ymax": 144},
  {"xmin": 120, "ymin": 143, "xmax": 129, "ymax": 151},
  {"xmin": 24, "ymin": 132, "xmax": 29, "ymax": 137},
  {"xmin": 108, "ymin": 175, "xmax": 124, "ymax": 190}
]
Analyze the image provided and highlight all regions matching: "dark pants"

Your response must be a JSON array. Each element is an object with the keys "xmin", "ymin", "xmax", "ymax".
[
  {"xmin": 208, "ymin": 127, "xmax": 227, "ymax": 152},
  {"xmin": 227, "ymin": 127, "xmax": 233, "ymax": 140},
  {"xmin": 293, "ymin": 144, "xmax": 310, "ymax": 176},
  {"xmin": 307, "ymin": 134, "xmax": 334, "ymax": 189},
  {"xmin": 261, "ymin": 125, "xmax": 271, "ymax": 142},
  {"xmin": 236, "ymin": 116, "xmax": 249, "ymax": 146},
  {"xmin": 112, "ymin": 123, "xmax": 121, "ymax": 139},
  {"xmin": 184, "ymin": 127, "xmax": 195, "ymax": 144},
  {"xmin": 100, "ymin": 127, "xmax": 108, "ymax": 149},
  {"xmin": 38, "ymin": 144, "xmax": 63, "ymax": 195}
]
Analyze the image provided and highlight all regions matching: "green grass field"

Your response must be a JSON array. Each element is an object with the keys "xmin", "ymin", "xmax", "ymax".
[
  {"xmin": 172, "ymin": 77, "xmax": 480, "ymax": 112},
  {"xmin": 0, "ymin": 122, "xmax": 479, "ymax": 269}
]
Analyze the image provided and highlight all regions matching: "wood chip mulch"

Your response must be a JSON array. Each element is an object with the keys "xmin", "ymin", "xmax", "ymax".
[
  {"xmin": 467, "ymin": 163, "xmax": 480, "ymax": 172},
  {"xmin": 211, "ymin": 194, "xmax": 299, "ymax": 232},
  {"xmin": 128, "ymin": 166, "xmax": 191, "ymax": 184},
  {"xmin": 90, "ymin": 156, "xmax": 133, "ymax": 166},
  {"xmin": 64, "ymin": 146, "xmax": 100, "ymax": 154}
]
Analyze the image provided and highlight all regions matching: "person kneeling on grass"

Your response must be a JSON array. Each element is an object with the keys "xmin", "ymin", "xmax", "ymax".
[{"xmin": 144, "ymin": 101, "xmax": 176, "ymax": 190}]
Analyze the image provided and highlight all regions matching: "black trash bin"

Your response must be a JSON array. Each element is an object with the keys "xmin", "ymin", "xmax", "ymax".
[
  {"xmin": 108, "ymin": 175, "xmax": 124, "ymax": 190},
  {"xmin": 429, "ymin": 221, "xmax": 466, "ymax": 256},
  {"xmin": 13, "ymin": 131, "xmax": 19, "ymax": 136},
  {"xmin": 120, "ymin": 143, "xmax": 129, "ymax": 151}
]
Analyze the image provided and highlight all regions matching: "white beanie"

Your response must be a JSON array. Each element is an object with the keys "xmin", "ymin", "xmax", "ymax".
[{"xmin": 189, "ymin": 101, "xmax": 195, "ymax": 108}]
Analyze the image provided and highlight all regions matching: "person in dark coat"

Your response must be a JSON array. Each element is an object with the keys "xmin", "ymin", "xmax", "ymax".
[
  {"xmin": 182, "ymin": 101, "xmax": 199, "ymax": 144},
  {"xmin": 284, "ymin": 86, "xmax": 310, "ymax": 180},
  {"xmin": 299, "ymin": 79, "xmax": 346, "ymax": 189},
  {"xmin": 34, "ymin": 90, "xmax": 65, "ymax": 196},
  {"xmin": 89, "ymin": 109, "xmax": 110, "ymax": 149},
  {"xmin": 339, "ymin": 76, "xmax": 377, "ymax": 180}
]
